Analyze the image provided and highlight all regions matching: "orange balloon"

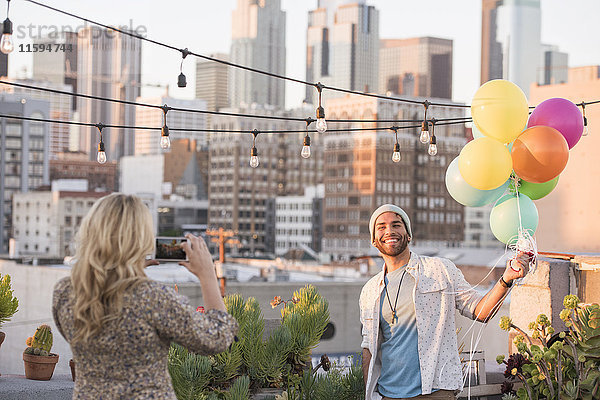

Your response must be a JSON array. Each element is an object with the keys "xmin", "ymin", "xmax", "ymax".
[{"xmin": 511, "ymin": 126, "xmax": 569, "ymax": 183}]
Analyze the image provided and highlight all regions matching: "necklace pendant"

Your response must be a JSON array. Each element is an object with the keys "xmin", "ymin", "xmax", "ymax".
[{"xmin": 392, "ymin": 310, "xmax": 396, "ymax": 322}]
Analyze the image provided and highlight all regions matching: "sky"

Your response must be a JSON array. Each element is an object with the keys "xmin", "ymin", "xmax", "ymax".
[{"xmin": 5, "ymin": 0, "xmax": 600, "ymax": 108}]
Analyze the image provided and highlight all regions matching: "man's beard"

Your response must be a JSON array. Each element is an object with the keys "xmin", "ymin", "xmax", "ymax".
[{"xmin": 374, "ymin": 234, "xmax": 409, "ymax": 257}]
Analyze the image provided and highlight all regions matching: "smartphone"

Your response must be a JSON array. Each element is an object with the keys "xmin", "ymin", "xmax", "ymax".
[{"xmin": 154, "ymin": 237, "xmax": 189, "ymax": 262}]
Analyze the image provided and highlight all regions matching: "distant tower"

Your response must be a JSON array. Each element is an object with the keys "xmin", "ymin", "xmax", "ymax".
[
  {"xmin": 77, "ymin": 27, "xmax": 142, "ymax": 161},
  {"xmin": 481, "ymin": 0, "xmax": 541, "ymax": 96},
  {"xmin": 379, "ymin": 37, "xmax": 453, "ymax": 99},
  {"xmin": 306, "ymin": 1, "xmax": 379, "ymax": 104},
  {"xmin": 230, "ymin": 0, "xmax": 286, "ymax": 109}
]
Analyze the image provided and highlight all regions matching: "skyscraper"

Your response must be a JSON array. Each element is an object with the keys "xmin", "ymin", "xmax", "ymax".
[
  {"xmin": 538, "ymin": 44, "xmax": 568, "ymax": 86},
  {"xmin": 32, "ymin": 32, "xmax": 78, "ymax": 109},
  {"xmin": 77, "ymin": 27, "xmax": 141, "ymax": 162},
  {"xmin": 196, "ymin": 53, "xmax": 230, "ymax": 112},
  {"xmin": 134, "ymin": 96, "xmax": 207, "ymax": 155},
  {"xmin": 306, "ymin": 1, "xmax": 379, "ymax": 104},
  {"xmin": 481, "ymin": 0, "xmax": 503, "ymax": 84},
  {"xmin": 480, "ymin": 0, "xmax": 541, "ymax": 96},
  {"xmin": 379, "ymin": 37, "xmax": 453, "ymax": 99},
  {"xmin": 230, "ymin": 0, "xmax": 286, "ymax": 109}
]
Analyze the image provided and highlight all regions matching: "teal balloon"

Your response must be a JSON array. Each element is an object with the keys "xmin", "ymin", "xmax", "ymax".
[
  {"xmin": 518, "ymin": 176, "xmax": 559, "ymax": 200},
  {"xmin": 490, "ymin": 193, "xmax": 539, "ymax": 245},
  {"xmin": 471, "ymin": 124, "xmax": 485, "ymax": 139},
  {"xmin": 445, "ymin": 157, "xmax": 509, "ymax": 207}
]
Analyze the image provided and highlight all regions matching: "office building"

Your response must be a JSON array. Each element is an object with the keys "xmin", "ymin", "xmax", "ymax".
[
  {"xmin": 480, "ymin": 0, "xmax": 541, "ymax": 96},
  {"xmin": 32, "ymin": 32, "xmax": 78, "ymax": 109},
  {"xmin": 50, "ymin": 151, "xmax": 118, "ymax": 192},
  {"xmin": 196, "ymin": 53, "xmax": 229, "ymax": 113},
  {"xmin": 77, "ymin": 26, "xmax": 142, "ymax": 161},
  {"xmin": 230, "ymin": 0, "xmax": 286, "ymax": 109},
  {"xmin": 12, "ymin": 190, "xmax": 108, "ymax": 258},
  {"xmin": 306, "ymin": 1, "xmax": 378, "ymax": 104},
  {"xmin": 0, "ymin": 95, "xmax": 50, "ymax": 252},
  {"xmin": 274, "ymin": 184, "xmax": 324, "ymax": 256},
  {"xmin": 208, "ymin": 105, "xmax": 323, "ymax": 256},
  {"xmin": 0, "ymin": 78, "xmax": 73, "ymax": 159},
  {"xmin": 379, "ymin": 37, "xmax": 452, "ymax": 99},
  {"xmin": 134, "ymin": 96, "xmax": 208, "ymax": 155},
  {"xmin": 538, "ymin": 44, "xmax": 568, "ymax": 86}
]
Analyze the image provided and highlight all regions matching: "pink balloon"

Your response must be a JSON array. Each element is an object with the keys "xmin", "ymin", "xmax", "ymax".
[{"xmin": 527, "ymin": 98, "xmax": 584, "ymax": 149}]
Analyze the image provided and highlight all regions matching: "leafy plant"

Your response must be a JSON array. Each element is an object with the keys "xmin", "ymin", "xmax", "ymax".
[
  {"xmin": 168, "ymin": 284, "xmax": 329, "ymax": 399},
  {"xmin": 497, "ymin": 295, "xmax": 600, "ymax": 399},
  {"xmin": 0, "ymin": 273, "xmax": 19, "ymax": 329}
]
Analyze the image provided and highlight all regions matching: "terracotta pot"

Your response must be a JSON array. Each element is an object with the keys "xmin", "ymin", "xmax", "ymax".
[
  {"xmin": 23, "ymin": 352, "xmax": 59, "ymax": 380},
  {"xmin": 0, "ymin": 331, "xmax": 5, "ymax": 377},
  {"xmin": 69, "ymin": 359, "xmax": 76, "ymax": 381}
]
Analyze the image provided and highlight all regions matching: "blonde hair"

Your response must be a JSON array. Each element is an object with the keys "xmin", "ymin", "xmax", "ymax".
[{"xmin": 71, "ymin": 193, "xmax": 154, "ymax": 343}]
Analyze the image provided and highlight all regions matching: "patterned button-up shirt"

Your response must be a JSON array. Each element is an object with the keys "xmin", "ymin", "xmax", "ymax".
[{"xmin": 359, "ymin": 252, "xmax": 483, "ymax": 400}]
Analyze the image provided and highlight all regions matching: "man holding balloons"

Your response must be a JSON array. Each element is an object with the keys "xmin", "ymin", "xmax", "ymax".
[{"xmin": 360, "ymin": 204, "xmax": 532, "ymax": 400}]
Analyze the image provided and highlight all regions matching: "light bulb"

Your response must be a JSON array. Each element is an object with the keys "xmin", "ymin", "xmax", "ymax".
[
  {"xmin": 249, "ymin": 155, "xmax": 259, "ymax": 168},
  {"xmin": 301, "ymin": 145, "xmax": 311, "ymax": 158},
  {"xmin": 392, "ymin": 142, "xmax": 401, "ymax": 162},
  {"xmin": 97, "ymin": 151, "xmax": 107, "ymax": 164},
  {"xmin": 419, "ymin": 129, "xmax": 430, "ymax": 144},
  {"xmin": 160, "ymin": 135, "xmax": 171, "ymax": 149},
  {"xmin": 316, "ymin": 118, "xmax": 327, "ymax": 133},
  {"xmin": 0, "ymin": 33, "xmax": 12, "ymax": 54},
  {"xmin": 428, "ymin": 143, "xmax": 438, "ymax": 156}
]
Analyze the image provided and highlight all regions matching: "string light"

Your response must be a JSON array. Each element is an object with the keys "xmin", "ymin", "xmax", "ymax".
[
  {"xmin": 249, "ymin": 129, "xmax": 259, "ymax": 168},
  {"xmin": 428, "ymin": 119, "xmax": 438, "ymax": 156},
  {"xmin": 315, "ymin": 82, "xmax": 327, "ymax": 133},
  {"xmin": 582, "ymin": 102, "xmax": 588, "ymax": 136},
  {"xmin": 95, "ymin": 123, "xmax": 107, "ymax": 164},
  {"xmin": 391, "ymin": 127, "xmax": 401, "ymax": 163},
  {"xmin": 301, "ymin": 118, "xmax": 313, "ymax": 159},
  {"xmin": 1, "ymin": 0, "xmax": 13, "ymax": 54},
  {"xmin": 160, "ymin": 104, "xmax": 171, "ymax": 149},
  {"xmin": 420, "ymin": 100, "xmax": 430, "ymax": 144},
  {"xmin": 178, "ymin": 48, "xmax": 189, "ymax": 88}
]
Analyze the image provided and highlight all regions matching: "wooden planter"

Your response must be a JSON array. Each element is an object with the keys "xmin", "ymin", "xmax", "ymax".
[{"xmin": 23, "ymin": 352, "xmax": 59, "ymax": 380}]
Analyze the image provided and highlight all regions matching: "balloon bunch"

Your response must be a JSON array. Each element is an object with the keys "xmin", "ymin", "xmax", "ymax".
[{"xmin": 446, "ymin": 79, "xmax": 584, "ymax": 250}]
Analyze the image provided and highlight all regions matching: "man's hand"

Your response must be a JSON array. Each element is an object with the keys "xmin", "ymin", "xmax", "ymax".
[{"xmin": 502, "ymin": 251, "xmax": 533, "ymax": 284}]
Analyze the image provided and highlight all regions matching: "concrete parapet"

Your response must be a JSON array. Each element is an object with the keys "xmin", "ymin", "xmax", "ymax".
[{"xmin": 509, "ymin": 256, "xmax": 572, "ymax": 352}]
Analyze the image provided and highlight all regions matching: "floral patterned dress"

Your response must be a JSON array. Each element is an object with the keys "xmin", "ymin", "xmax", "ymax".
[{"xmin": 52, "ymin": 277, "xmax": 238, "ymax": 399}]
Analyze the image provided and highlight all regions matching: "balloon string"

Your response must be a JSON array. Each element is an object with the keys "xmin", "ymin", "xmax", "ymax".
[{"xmin": 513, "ymin": 175, "xmax": 523, "ymax": 231}]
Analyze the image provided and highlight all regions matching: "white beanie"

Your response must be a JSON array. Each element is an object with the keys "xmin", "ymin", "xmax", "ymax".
[{"xmin": 369, "ymin": 204, "xmax": 412, "ymax": 242}]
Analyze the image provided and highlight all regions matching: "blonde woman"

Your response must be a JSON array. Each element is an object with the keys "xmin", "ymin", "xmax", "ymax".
[{"xmin": 52, "ymin": 193, "xmax": 238, "ymax": 399}]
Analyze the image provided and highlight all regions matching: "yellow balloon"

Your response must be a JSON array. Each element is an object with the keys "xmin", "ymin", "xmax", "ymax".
[
  {"xmin": 458, "ymin": 137, "xmax": 513, "ymax": 190},
  {"xmin": 471, "ymin": 80, "xmax": 529, "ymax": 144}
]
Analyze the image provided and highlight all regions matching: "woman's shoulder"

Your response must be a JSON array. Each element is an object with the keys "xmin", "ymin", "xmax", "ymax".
[
  {"xmin": 130, "ymin": 279, "xmax": 180, "ymax": 303},
  {"xmin": 53, "ymin": 276, "xmax": 72, "ymax": 295}
]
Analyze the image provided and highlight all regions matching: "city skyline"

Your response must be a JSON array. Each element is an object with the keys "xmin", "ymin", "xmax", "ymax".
[{"xmin": 4, "ymin": 0, "xmax": 600, "ymax": 108}]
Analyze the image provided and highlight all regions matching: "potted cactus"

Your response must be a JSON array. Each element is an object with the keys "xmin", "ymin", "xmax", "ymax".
[
  {"xmin": 0, "ymin": 273, "xmax": 19, "ymax": 348},
  {"xmin": 23, "ymin": 324, "xmax": 59, "ymax": 380}
]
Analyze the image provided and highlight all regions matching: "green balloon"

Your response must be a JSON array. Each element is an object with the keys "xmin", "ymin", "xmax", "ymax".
[
  {"xmin": 490, "ymin": 193, "xmax": 539, "ymax": 245},
  {"xmin": 518, "ymin": 176, "xmax": 559, "ymax": 200}
]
